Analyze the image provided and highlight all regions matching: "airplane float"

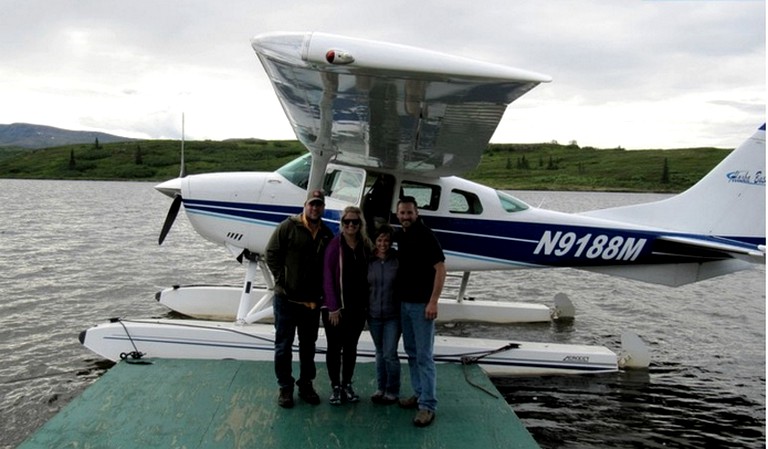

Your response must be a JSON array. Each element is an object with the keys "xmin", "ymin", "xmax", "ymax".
[{"xmin": 79, "ymin": 32, "xmax": 765, "ymax": 376}]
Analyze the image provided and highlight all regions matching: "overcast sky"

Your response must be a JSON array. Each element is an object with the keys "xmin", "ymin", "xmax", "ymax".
[{"xmin": 0, "ymin": 0, "xmax": 764, "ymax": 149}]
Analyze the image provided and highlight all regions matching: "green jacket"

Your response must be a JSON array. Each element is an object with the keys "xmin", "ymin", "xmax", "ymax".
[{"xmin": 266, "ymin": 215, "xmax": 334, "ymax": 304}]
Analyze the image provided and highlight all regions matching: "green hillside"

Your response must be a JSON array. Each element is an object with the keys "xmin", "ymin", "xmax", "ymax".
[
  {"xmin": 465, "ymin": 142, "xmax": 729, "ymax": 192},
  {"xmin": 0, "ymin": 139, "xmax": 306, "ymax": 181},
  {"xmin": 0, "ymin": 138, "xmax": 730, "ymax": 192}
]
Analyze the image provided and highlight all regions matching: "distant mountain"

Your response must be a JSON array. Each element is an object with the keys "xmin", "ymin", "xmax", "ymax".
[{"xmin": 0, "ymin": 123, "xmax": 134, "ymax": 149}]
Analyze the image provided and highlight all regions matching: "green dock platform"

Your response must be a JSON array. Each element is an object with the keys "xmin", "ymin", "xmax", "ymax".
[{"xmin": 18, "ymin": 359, "xmax": 539, "ymax": 449}]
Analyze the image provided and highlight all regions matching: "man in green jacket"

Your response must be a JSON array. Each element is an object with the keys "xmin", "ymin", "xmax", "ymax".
[{"xmin": 266, "ymin": 189, "xmax": 334, "ymax": 408}]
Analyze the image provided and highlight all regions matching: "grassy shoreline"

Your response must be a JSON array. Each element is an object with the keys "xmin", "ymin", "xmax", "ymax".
[{"xmin": 0, "ymin": 139, "xmax": 729, "ymax": 193}]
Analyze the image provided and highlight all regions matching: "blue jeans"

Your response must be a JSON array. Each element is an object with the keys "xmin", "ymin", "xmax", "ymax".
[
  {"xmin": 273, "ymin": 294, "xmax": 320, "ymax": 390},
  {"xmin": 368, "ymin": 316, "xmax": 401, "ymax": 396},
  {"xmin": 400, "ymin": 302, "xmax": 436, "ymax": 411}
]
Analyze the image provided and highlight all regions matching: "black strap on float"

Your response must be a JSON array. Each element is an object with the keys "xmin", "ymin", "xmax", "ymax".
[{"xmin": 111, "ymin": 318, "xmax": 153, "ymax": 365}]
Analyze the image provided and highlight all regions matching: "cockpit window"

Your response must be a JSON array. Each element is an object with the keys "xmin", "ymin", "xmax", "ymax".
[
  {"xmin": 497, "ymin": 191, "xmax": 529, "ymax": 213},
  {"xmin": 324, "ymin": 168, "xmax": 365, "ymax": 204},
  {"xmin": 276, "ymin": 153, "xmax": 312, "ymax": 188},
  {"xmin": 277, "ymin": 154, "xmax": 364, "ymax": 204}
]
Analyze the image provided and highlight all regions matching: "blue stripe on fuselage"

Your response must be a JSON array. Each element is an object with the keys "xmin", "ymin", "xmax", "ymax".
[
  {"xmin": 183, "ymin": 198, "xmax": 343, "ymax": 233},
  {"xmin": 182, "ymin": 199, "xmax": 761, "ymax": 267}
]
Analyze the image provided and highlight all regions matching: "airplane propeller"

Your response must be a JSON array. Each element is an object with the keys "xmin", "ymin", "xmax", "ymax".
[
  {"xmin": 158, "ymin": 114, "xmax": 188, "ymax": 246},
  {"xmin": 159, "ymin": 193, "xmax": 182, "ymax": 245}
]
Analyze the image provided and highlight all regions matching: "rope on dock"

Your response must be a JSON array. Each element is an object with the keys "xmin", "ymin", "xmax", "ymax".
[
  {"xmin": 459, "ymin": 342, "xmax": 519, "ymax": 365},
  {"xmin": 459, "ymin": 342, "xmax": 520, "ymax": 398}
]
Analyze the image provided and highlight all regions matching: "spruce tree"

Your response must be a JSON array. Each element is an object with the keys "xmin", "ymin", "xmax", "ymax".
[{"xmin": 661, "ymin": 158, "xmax": 670, "ymax": 183}]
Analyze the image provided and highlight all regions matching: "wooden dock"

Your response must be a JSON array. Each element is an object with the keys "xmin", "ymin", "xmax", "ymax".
[{"xmin": 18, "ymin": 359, "xmax": 540, "ymax": 449}]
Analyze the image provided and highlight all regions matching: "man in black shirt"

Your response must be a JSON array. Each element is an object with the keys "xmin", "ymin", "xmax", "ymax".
[{"xmin": 394, "ymin": 196, "xmax": 446, "ymax": 427}]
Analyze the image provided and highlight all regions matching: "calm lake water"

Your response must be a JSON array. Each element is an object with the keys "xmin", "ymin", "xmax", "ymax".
[{"xmin": 0, "ymin": 179, "xmax": 764, "ymax": 449}]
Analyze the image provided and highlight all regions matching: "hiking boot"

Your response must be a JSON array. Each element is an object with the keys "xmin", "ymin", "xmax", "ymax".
[
  {"xmin": 277, "ymin": 388, "xmax": 294, "ymax": 408},
  {"xmin": 399, "ymin": 395, "xmax": 418, "ymax": 409},
  {"xmin": 329, "ymin": 386, "xmax": 343, "ymax": 405},
  {"xmin": 342, "ymin": 383, "xmax": 359, "ymax": 403},
  {"xmin": 297, "ymin": 383, "xmax": 321, "ymax": 405},
  {"xmin": 413, "ymin": 409, "xmax": 435, "ymax": 427}
]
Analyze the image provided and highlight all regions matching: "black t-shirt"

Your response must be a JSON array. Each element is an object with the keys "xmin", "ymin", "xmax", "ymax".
[{"xmin": 394, "ymin": 220, "xmax": 445, "ymax": 303}]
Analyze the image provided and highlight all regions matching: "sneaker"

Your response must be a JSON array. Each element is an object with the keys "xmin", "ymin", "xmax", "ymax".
[
  {"xmin": 380, "ymin": 394, "xmax": 398, "ymax": 405},
  {"xmin": 329, "ymin": 386, "xmax": 343, "ymax": 405},
  {"xmin": 278, "ymin": 388, "xmax": 294, "ymax": 408},
  {"xmin": 297, "ymin": 383, "xmax": 321, "ymax": 405},
  {"xmin": 342, "ymin": 383, "xmax": 360, "ymax": 403},
  {"xmin": 399, "ymin": 395, "xmax": 418, "ymax": 409},
  {"xmin": 413, "ymin": 409, "xmax": 435, "ymax": 427},
  {"xmin": 370, "ymin": 391, "xmax": 385, "ymax": 404}
]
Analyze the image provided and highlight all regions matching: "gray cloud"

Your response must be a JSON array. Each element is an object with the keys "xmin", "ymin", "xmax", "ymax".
[{"xmin": 0, "ymin": 0, "xmax": 763, "ymax": 148}]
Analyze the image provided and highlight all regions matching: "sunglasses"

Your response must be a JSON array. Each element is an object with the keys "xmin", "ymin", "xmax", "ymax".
[{"xmin": 341, "ymin": 218, "xmax": 361, "ymax": 226}]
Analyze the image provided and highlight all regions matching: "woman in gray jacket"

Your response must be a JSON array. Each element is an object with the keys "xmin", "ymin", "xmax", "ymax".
[{"xmin": 367, "ymin": 224, "xmax": 401, "ymax": 404}]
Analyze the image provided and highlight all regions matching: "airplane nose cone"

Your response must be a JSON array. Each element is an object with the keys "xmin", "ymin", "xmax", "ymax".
[{"xmin": 155, "ymin": 178, "xmax": 182, "ymax": 198}]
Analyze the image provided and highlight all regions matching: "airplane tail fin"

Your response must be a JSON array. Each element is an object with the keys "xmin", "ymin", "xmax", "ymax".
[{"xmin": 582, "ymin": 124, "xmax": 766, "ymax": 246}]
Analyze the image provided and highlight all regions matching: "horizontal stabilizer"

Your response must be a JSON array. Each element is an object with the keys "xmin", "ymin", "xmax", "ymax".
[
  {"xmin": 585, "ymin": 259, "xmax": 754, "ymax": 287},
  {"xmin": 656, "ymin": 235, "xmax": 766, "ymax": 262}
]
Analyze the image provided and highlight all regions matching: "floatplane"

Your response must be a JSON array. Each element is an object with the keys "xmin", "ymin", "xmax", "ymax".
[{"xmin": 79, "ymin": 32, "xmax": 765, "ymax": 376}]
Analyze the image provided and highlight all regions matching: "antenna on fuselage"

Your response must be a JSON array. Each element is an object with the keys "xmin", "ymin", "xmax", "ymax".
[{"xmin": 179, "ymin": 112, "xmax": 187, "ymax": 178}]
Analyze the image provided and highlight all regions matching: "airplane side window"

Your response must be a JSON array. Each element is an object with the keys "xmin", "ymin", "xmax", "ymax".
[
  {"xmin": 497, "ymin": 191, "xmax": 529, "ymax": 213},
  {"xmin": 401, "ymin": 181, "xmax": 441, "ymax": 211},
  {"xmin": 449, "ymin": 189, "xmax": 483, "ymax": 215}
]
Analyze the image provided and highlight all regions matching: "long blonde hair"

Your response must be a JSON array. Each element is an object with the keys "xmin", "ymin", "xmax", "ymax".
[{"xmin": 341, "ymin": 205, "xmax": 372, "ymax": 250}]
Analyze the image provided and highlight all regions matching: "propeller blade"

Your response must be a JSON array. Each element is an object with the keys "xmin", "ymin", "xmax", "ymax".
[{"xmin": 159, "ymin": 194, "xmax": 182, "ymax": 245}]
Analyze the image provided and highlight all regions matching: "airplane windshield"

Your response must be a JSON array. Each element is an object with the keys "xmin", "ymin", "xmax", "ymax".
[
  {"xmin": 276, "ymin": 153, "xmax": 312, "ymax": 188},
  {"xmin": 497, "ymin": 191, "xmax": 529, "ymax": 213}
]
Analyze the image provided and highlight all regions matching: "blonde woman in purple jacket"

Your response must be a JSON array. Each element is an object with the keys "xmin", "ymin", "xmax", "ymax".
[{"xmin": 322, "ymin": 206, "xmax": 372, "ymax": 405}]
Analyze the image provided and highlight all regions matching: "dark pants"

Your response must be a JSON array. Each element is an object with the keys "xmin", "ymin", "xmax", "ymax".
[
  {"xmin": 322, "ymin": 308, "xmax": 367, "ymax": 387},
  {"xmin": 273, "ymin": 294, "xmax": 321, "ymax": 390}
]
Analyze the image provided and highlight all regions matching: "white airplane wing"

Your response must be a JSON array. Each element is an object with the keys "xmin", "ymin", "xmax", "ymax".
[{"xmin": 251, "ymin": 32, "xmax": 551, "ymax": 177}]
